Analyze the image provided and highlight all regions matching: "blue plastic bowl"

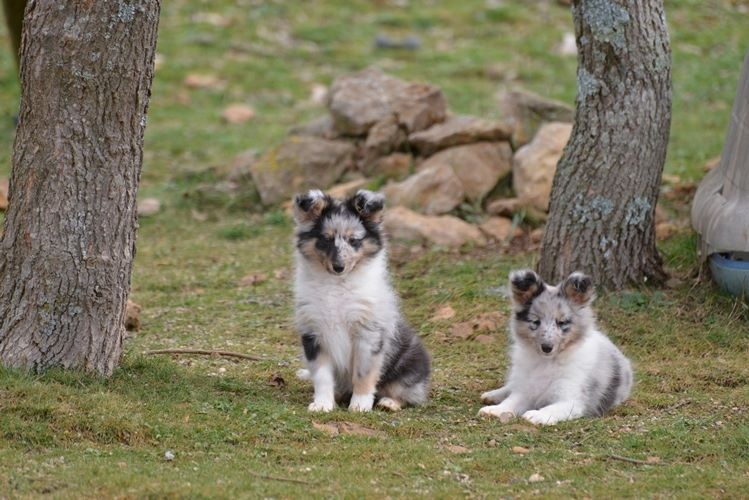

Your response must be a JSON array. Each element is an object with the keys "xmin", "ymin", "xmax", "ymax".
[{"xmin": 709, "ymin": 253, "xmax": 749, "ymax": 298}]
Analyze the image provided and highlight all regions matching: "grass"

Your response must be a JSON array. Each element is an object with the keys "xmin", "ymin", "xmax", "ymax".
[{"xmin": 1, "ymin": 0, "xmax": 749, "ymax": 497}]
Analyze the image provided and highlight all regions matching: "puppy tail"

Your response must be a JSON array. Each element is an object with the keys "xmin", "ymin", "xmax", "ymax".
[{"xmin": 296, "ymin": 368, "xmax": 311, "ymax": 380}]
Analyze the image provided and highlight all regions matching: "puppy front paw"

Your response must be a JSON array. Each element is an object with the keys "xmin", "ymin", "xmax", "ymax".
[
  {"xmin": 348, "ymin": 394, "xmax": 374, "ymax": 412},
  {"xmin": 522, "ymin": 409, "xmax": 558, "ymax": 426},
  {"xmin": 478, "ymin": 405, "xmax": 515, "ymax": 422},
  {"xmin": 308, "ymin": 400, "xmax": 335, "ymax": 413}
]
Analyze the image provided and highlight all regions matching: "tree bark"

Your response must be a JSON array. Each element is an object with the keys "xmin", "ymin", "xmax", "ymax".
[
  {"xmin": 538, "ymin": 0, "xmax": 671, "ymax": 289},
  {"xmin": 0, "ymin": 0, "xmax": 160, "ymax": 376}
]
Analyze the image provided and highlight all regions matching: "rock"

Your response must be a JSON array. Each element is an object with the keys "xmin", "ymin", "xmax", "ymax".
[
  {"xmin": 0, "ymin": 178, "xmax": 8, "ymax": 211},
  {"xmin": 250, "ymin": 136, "xmax": 354, "ymax": 205},
  {"xmin": 655, "ymin": 203, "xmax": 668, "ymax": 225},
  {"xmin": 374, "ymin": 34, "xmax": 421, "ymax": 51},
  {"xmin": 183, "ymin": 73, "xmax": 224, "ymax": 90},
  {"xmin": 327, "ymin": 178, "xmax": 370, "ymax": 199},
  {"xmin": 512, "ymin": 122, "xmax": 572, "ymax": 212},
  {"xmin": 486, "ymin": 197, "xmax": 548, "ymax": 222},
  {"xmin": 308, "ymin": 83, "xmax": 328, "ymax": 106},
  {"xmin": 288, "ymin": 115, "xmax": 339, "ymax": 140},
  {"xmin": 227, "ymin": 149, "xmax": 257, "ymax": 184},
  {"xmin": 361, "ymin": 114, "xmax": 408, "ymax": 167},
  {"xmin": 497, "ymin": 88, "xmax": 573, "ymax": 146},
  {"xmin": 138, "ymin": 197, "xmax": 161, "ymax": 217},
  {"xmin": 486, "ymin": 197, "xmax": 524, "ymax": 216},
  {"xmin": 382, "ymin": 164, "xmax": 464, "ymax": 215},
  {"xmin": 656, "ymin": 222, "xmax": 678, "ymax": 241},
  {"xmin": 418, "ymin": 142, "xmax": 512, "ymax": 203},
  {"xmin": 124, "ymin": 300, "xmax": 141, "ymax": 332},
  {"xmin": 384, "ymin": 206, "xmax": 486, "ymax": 247},
  {"xmin": 327, "ymin": 67, "xmax": 447, "ymax": 136},
  {"xmin": 530, "ymin": 228, "xmax": 544, "ymax": 244},
  {"xmin": 366, "ymin": 153, "xmax": 412, "ymax": 180},
  {"xmin": 528, "ymin": 473, "xmax": 544, "ymax": 483},
  {"xmin": 222, "ymin": 103, "xmax": 255, "ymax": 124},
  {"xmin": 479, "ymin": 216, "xmax": 521, "ymax": 242},
  {"xmin": 409, "ymin": 115, "xmax": 513, "ymax": 156}
]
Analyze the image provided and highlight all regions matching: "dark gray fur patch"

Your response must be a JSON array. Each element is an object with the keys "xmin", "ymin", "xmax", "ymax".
[
  {"xmin": 377, "ymin": 321, "xmax": 431, "ymax": 390},
  {"xmin": 596, "ymin": 357, "xmax": 622, "ymax": 415},
  {"xmin": 301, "ymin": 332, "xmax": 320, "ymax": 361},
  {"xmin": 584, "ymin": 379, "xmax": 601, "ymax": 416}
]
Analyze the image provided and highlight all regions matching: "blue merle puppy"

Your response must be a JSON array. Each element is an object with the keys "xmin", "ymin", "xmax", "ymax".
[
  {"xmin": 293, "ymin": 189, "xmax": 430, "ymax": 412},
  {"xmin": 479, "ymin": 269, "xmax": 633, "ymax": 425}
]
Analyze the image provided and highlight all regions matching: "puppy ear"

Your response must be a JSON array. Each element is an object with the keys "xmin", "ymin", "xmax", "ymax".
[
  {"xmin": 293, "ymin": 189, "xmax": 328, "ymax": 224},
  {"xmin": 509, "ymin": 269, "xmax": 544, "ymax": 305},
  {"xmin": 561, "ymin": 272, "xmax": 595, "ymax": 306},
  {"xmin": 348, "ymin": 190, "xmax": 385, "ymax": 223}
]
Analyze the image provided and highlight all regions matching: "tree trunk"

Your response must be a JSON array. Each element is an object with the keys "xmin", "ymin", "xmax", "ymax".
[
  {"xmin": 538, "ymin": 0, "xmax": 671, "ymax": 289},
  {"xmin": 0, "ymin": 0, "xmax": 160, "ymax": 376}
]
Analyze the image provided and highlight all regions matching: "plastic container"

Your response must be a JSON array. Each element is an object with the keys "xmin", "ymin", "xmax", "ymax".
[{"xmin": 708, "ymin": 252, "xmax": 749, "ymax": 298}]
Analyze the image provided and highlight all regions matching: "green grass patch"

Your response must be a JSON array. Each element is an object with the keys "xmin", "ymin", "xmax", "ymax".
[{"xmin": 1, "ymin": 0, "xmax": 749, "ymax": 497}]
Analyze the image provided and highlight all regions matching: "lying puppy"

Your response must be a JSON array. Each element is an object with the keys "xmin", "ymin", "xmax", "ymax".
[
  {"xmin": 479, "ymin": 269, "xmax": 633, "ymax": 425},
  {"xmin": 293, "ymin": 189, "xmax": 430, "ymax": 412}
]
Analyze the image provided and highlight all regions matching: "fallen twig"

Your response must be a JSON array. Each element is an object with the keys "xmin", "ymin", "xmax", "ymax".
[
  {"xmin": 247, "ymin": 470, "xmax": 314, "ymax": 485},
  {"xmin": 144, "ymin": 348, "xmax": 263, "ymax": 362},
  {"xmin": 605, "ymin": 454, "xmax": 668, "ymax": 466}
]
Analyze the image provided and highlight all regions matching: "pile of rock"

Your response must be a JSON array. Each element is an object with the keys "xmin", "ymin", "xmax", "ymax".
[{"xmin": 243, "ymin": 67, "xmax": 574, "ymax": 247}]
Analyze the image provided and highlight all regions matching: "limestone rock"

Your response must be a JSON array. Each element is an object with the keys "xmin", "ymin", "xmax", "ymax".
[
  {"xmin": 479, "ymin": 216, "xmax": 521, "ymax": 242},
  {"xmin": 512, "ymin": 122, "xmax": 572, "ymax": 212},
  {"xmin": 408, "ymin": 115, "xmax": 512, "ymax": 156},
  {"xmin": 418, "ymin": 142, "xmax": 512, "ymax": 202},
  {"xmin": 366, "ymin": 153, "xmax": 412, "ymax": 180},
  {"xmin": 138, "ymin": 197, "xmax": 161, "ymax": 217},
  {"xmin": 125, "ymin": 300, "xmax": 141, "ymax": 332},
  {"xmin": 382, "ymin": 163, "xmax": 464, "ymax": 215},
  {"xmin": 288, "ymin": 115, "xmax": 339, "ymax": 140},
  {"xmin": 327, "ymin": 67, "xmax": 446, "ymax": 136},
  {"xmin": 327, "ymin": 178, "xmax": 370, "ymax": 199},
  {"xmin": 486, "ymin": 197, "xmax": 524, "ymax": 216},
  {"xmin": 227, "ymin": 149, "xmax": 257, "ymax": 184},
  {"xmin": 384, "ymin": 206, "xmax": 486, "ymax": 247},
  {"xmin": 497, "ymin": 88, "xmax": 573, "ymax": 146},
  {"xmin": 0, "ymin": 178, "xmax": 8, "ymax": 211},
  {"xmin": 250, "ymin": 136, "xmax": 354, "ymax": 205},
  {"xmin": 360, "ymin": 114, "xmax": 408, "ymax": 168}
]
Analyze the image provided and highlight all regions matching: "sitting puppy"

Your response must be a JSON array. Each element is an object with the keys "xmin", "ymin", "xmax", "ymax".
[
  {"xmin": 293, "ymin": 189, "xmax": 430, "ymax": 412},
  {"xmin": 479, "ymin": 269, "xmax": 633, "ymax": 425}
]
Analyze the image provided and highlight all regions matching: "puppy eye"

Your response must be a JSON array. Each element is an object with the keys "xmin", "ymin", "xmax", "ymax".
[
  {"xmin": 557, "ymin": 319, "xmax": 571, "ymax": 329},
  {"xmin": 348, "ymin": 237, "xmax": 363, "ymax": 246},
  {"xmin": 529, "ymin": 319, "xmax": 541, "ymax": 330}
]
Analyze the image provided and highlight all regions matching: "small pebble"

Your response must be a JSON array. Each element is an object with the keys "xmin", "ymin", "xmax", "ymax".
[
  {"xmin": 529, "ymin": 473, "xmax": 544, "ymax": 483},
  {"xmin": 164, "ymin": 450, "xmax": 175, "ymax": 461}
]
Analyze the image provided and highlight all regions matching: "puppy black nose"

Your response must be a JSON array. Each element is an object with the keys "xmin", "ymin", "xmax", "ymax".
[
  {"xmin": 541, "ymin": 343, "xmax": 553, "ymax": 354},
  {"xmin": 333, "ymin": 264, "xmax": 344, "ymax": 274}
]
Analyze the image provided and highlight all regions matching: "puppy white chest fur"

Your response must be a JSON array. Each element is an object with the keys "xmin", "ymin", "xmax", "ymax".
[{"xmin": 294, "ymin": 252, "xmax": 397, "ymax": 373}]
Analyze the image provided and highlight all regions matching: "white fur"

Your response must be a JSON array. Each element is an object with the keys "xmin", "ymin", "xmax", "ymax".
[
  {"xmin": 294, "ymin": 251, "xmax": 400, "ymax": 411},
  {"xmin": 479, "ymin": 275, "xmax": 633, "ymax": 425},
  {"xmin": 480, "ymin": 330, "xmax": 631, "ymax": 424}
]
